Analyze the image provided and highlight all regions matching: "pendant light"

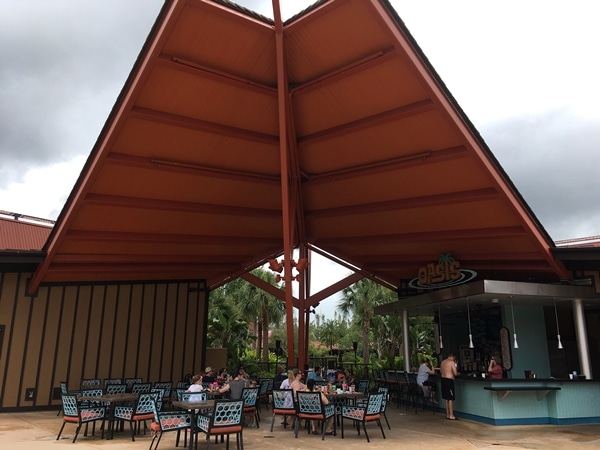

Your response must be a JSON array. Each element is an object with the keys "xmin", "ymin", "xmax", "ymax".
[
  {"xmin": 554, "ymin": 302, "xmax": 563, "ymax": 349},
  {"xmin": 467, "ymin": 297, "xmax": 474, "ymax": 348},
  {"xmin": 439, "ymin": 305, "xmax": 444, "ymax": 349},
  {"xmin": 510, "ymin": 300, "xmax": 519, "ymax": 349}
]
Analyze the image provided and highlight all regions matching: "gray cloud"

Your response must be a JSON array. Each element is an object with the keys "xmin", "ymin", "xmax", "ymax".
[
  {"xmin": 481, "ymin": 110, "xmax": 600, "ymax": 241},
  {"xmin": 0, "ymin": 0, "xmax": 164, "ymax": 187}
]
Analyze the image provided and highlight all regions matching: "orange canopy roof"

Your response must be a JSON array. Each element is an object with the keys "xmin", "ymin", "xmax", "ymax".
[{"xmin": 29, "ymin": 0, "xmax": 569, "ymax": 294}]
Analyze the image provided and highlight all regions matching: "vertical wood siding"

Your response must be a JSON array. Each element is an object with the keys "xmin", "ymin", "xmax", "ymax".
[{"xmin": 0, "ymin": 271, "xmax": 207, "ymax": 411}]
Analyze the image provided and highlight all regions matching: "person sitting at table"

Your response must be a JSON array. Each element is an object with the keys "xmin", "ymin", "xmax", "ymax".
[
  {"xmin": 291, "ymin": 368, "xmax": 306, "ymax": 396},
  {"xmin": 217, "ymin": 370, "xmax": 247, "ymax": 399},
  {"xmin": 217, "ymin": 370, "xmax": 256, "ymax": 427},
  {"xmin": 417, "ymin": 358, "xmax": 438, "ymax": 403},
  {"xmin": 217, "ymin": 368, "xmax": 229, "ymax": 384},
  {"xmin": 202, "ymin": 367, "xmax": 216, "ymax": 383},
  {"xmin": 488, "ymin": 355, "xmax": 503, "ymax": 379},
  {"xmin": 185, "ymin": 374, "xmax": 205, "ymax": 400},
  {"xmin": 305, "ymin": 379, "xmax": 334, "ymax": 435},
  {"xmin": 237, "ymin": 365, "xmax": 248, "ymax": 381},
  {"xmin": 274, "ymin": 365, "xmax": 287, "ymax": 387},
  {"xmin": 344, "ymin": 369, "xmax": 356, "ymax": 387},
  {"xmin": 307, "ymin": 366, "xmax": 324, "ymax": 382},
  {"xmin": 279, "ymin": 370, "xmax": 295, "ymax": 427}
]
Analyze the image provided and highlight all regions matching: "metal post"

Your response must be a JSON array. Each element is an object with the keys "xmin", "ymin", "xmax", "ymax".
[
  {"xmin": 573, "ymin": 299, "xmax": 593, "ymax": 379},
  {"xmin": 403, "ymin": 309, "xmax": 410, "ymax": 372}
]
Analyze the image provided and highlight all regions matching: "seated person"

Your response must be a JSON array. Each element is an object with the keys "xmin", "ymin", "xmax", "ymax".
[
  {"xmin": 202, "ymin": 366, "xmax": 216, "ymax": 383},
  {"xmin": 185, "ymin": 374, "xmax": 205, "ymax": 401},
  {"xmin": 218, "ymin": 370, "xmax": 255, "ymax": 427},
  {"xmin": 307, "ymin": 366, "xmax": 324, "ymax": 382},
  {"xmin": 305, "ymin": 379, "xmax": 334, "ymax": 435},
  {"xmin": 416, "ymin": 358, "xmax": 437, "ymax": 403}
]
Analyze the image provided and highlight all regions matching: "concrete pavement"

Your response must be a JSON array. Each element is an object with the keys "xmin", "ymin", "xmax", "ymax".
[{"xmin": 2, "ymin": 404, "xmax": 600, "ymax": 449}]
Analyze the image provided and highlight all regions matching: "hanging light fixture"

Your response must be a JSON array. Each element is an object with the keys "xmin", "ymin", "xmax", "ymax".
[
  {"xmin": 467, "ymin": 297, "xmax": 474, "ymax": 348},
  {"xmin": 554, "ymin": 302, "xmax": 563, "ymax": 349},
  {"xmin": 438, "ymin": 305, "xmax": 444, "ymax": 349},
  {"xmin": 511, "ymin": 299, "xmax": 519, "ymax": 349}
]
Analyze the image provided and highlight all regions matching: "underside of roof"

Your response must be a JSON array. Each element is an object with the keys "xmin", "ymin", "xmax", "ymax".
[{"xmin": 29, "ymin": 0, "xmax": 570, "ymax": 294}]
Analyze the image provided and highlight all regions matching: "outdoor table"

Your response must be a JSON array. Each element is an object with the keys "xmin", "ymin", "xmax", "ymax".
[
  {"xmin": 172, "ymin": 399, "xmax": 216, "ymax": 450},
  {"xmin": 83, "ymin": 393, "xmax": 139, "ymax": 440}
]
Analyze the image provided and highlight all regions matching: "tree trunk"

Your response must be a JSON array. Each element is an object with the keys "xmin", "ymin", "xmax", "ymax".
[
  {"xmin": 362, "ymin": 305, "xmax": 370, "ymax": 364},
  {"xmin": 262, "ymin": 309, "xmax": 270, "ymax": 363}
]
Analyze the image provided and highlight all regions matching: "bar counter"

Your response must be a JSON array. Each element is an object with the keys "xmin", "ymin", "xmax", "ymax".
[{"xmin": 431, "ymin": 376, "xmax": 600, "ymax": 425}]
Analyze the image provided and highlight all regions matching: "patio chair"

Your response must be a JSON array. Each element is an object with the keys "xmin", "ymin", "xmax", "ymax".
[
  {"xmin": 80, "ymin": 378, "xmax": 101, "ymax": 391},
  {"xmin": 113, "ymin": 392, "xmax": 155, "ymax": 441},
  {"xmin": 241, "ymin": 386, "xmax": 260, "ymax": 427},
  {"xmin": 257, "ymin": 378, "xmax": 273, "ymax": 410},
  {"xmin": 377, "ymin": 386, "xmax": 391, "ymax": 429},
  {"xmin": 103, "ymin": 378, "xmax": 123, "ymax": 388},
  {"xmin": 153, "ymin": 382, "xmax": 173, "ymax": 408},
  {"xmin": 357, "ymin": 379, "xmax": 370, "ymax": 395},
  {"xmin": 57, "ymin": 381, "xmax": 69, "ymax": 416},
  {"xmin": 131, "ymin": 382, "xmax": 152, "ymax": 394},
  {"xmin": 295, "ymin": 391, "xmax": 335, "ymax": 440},
  {"xmin": 79, "ymin": 388, "xmax": 104, "ymax": 436},
  {"xmin": 270, "ymin": 388, "xmax": 296, "ymax": 431},
  {"xmin": 149, "ymin": 397, "xmax": 192, "ymax": 450},
  {"xmin": 340, "ymin": 393, "xmax": 386, "ymax": 442},
  {"xmin": 196, "ymin": 399, "xmax": 244, "ymax": 450},
  {"xmin": 124, "ymin": 377, "xmax": 143, "ymax": 391},
  {"xmin": 56, "ymin": 394, "xmax": 106, "ymax": 443},
  {"xmin": 105, "ymin": 383, "xmax": 127, "ymax": 394}
]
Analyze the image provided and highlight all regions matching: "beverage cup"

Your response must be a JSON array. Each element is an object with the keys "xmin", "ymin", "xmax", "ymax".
[{"xmin": 569, "ymin": 374, "xmax": 573, "ymax": 380}]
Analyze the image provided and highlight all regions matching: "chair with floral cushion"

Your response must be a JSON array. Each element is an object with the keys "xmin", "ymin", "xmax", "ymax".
[
  {"xmin": 56, "ymin": 394, "xmax": 106, "ymax": 443},
  {"xmin": 295, "ymin": 391, "xmax": 335, "ymax": 440},
  {"xmin": 340, "ymin": 393, "xmax": 385, "ymax": 442},
  {"xmin": 113, "ymin": 392, "xmax": 155, "ymax": 441},
  {"xmin": 149, "ymin": 396, "xmax": 192, "ymax": 450},
  {"xmin": 196, "ymin": 399, "xmax": 244, "ymax": 450}
]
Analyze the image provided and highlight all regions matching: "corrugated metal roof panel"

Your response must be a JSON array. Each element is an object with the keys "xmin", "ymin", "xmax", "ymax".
[{"xmin": 0, "ymin": 217, "xmax": 52, "ymax": 251}]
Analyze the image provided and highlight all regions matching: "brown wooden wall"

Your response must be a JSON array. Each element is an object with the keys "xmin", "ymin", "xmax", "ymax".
[{"xmin": 0, "ymin": 271, "xmax": 208, "ymax": 411}]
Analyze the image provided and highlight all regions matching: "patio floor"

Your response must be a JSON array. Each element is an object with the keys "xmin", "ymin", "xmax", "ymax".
[{"xmin": 2, "ymin": 403, "xmax": 600, "ymax": 449}]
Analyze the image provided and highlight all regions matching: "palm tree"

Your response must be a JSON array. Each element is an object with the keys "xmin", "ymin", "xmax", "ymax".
[
  {"xmin": 338, "ymin": 279, "xmax": 395, "ymax": 364},
  {"xmin": 236, "ymin": 268, "xmax": 285, "ymax": 362}
]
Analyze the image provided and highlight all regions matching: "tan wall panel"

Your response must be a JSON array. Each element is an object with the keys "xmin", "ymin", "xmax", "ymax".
[
  {"xmin": 3, "ymin": 274, "xmax": 28, "ymax": 406},
  {"xmin": 94, "ymin": 285, "xmax": 113, "ymax": 380},
  {"xmin": 109, "ymin": 284, "xmax": 130, "ymax": 378},
  {"xmin": 0, "ymin": 273, "xmax": 207, "ymax": 411},
  {"xmin": 123, "ymin": 284, "xmax": 143, "ymax": 378},
  {"xmin": 25, "ymin": 290, "xmax": 48, "ymax": 406}
]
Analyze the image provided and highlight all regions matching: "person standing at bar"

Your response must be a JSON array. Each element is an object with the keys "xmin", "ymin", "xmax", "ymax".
[{"xmin": 440, "ymin": 353, "xmax": 459, "ymax": 420}]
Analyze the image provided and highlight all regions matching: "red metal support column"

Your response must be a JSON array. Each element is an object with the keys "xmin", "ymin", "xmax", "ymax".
[{"xmin": 272, "ymin": 0, "xmax": 296, "ymax": 367}]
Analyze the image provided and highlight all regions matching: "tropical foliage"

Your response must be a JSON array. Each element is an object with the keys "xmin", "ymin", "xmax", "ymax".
[{"xmin": 206, "ymin": 270, "xmax": 436, "ymax": 373}]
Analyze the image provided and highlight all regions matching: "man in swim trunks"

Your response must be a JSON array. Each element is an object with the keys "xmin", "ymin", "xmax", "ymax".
[{"xmin": 440, "ymin": 353, "xmax": 459, "ymax": 420}]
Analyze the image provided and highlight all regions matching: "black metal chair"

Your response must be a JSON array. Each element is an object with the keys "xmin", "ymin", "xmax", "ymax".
[
  {"xmin": 56, "ymin": 393, "xmax": 106, "ymax": 443},
  {"xmin": 149, "ymin": 396, "xmax": 192, "ymax": 450},
  {"xmin": 340, "ymin": 393, "xmax": 386, "ymax": 442},
  {"xmin": 270, "ymin": 388, "xmax": 296, "ymax": 431},
  {"xmin": 295, "ymin": 391, "xmax": 335, "ymax": 440},
  {"xmin": 196, "ymin": 399, "xmax": 244, "ymax": 450}
]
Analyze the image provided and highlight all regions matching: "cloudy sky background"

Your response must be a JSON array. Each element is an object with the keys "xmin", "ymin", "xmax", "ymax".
[{"xmin": 1, "ymin": 1, "xmax": 599, "ymax": 312}]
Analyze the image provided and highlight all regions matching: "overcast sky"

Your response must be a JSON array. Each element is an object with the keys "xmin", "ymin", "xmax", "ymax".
[{"xmin": 1, "ymin": 0, "xmax": 599, "ymax": 310}]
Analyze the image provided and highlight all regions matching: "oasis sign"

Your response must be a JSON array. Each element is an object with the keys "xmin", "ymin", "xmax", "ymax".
[{"xmin": 408, "ymin": 253, "xmax": 477, "ymax": 290}]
